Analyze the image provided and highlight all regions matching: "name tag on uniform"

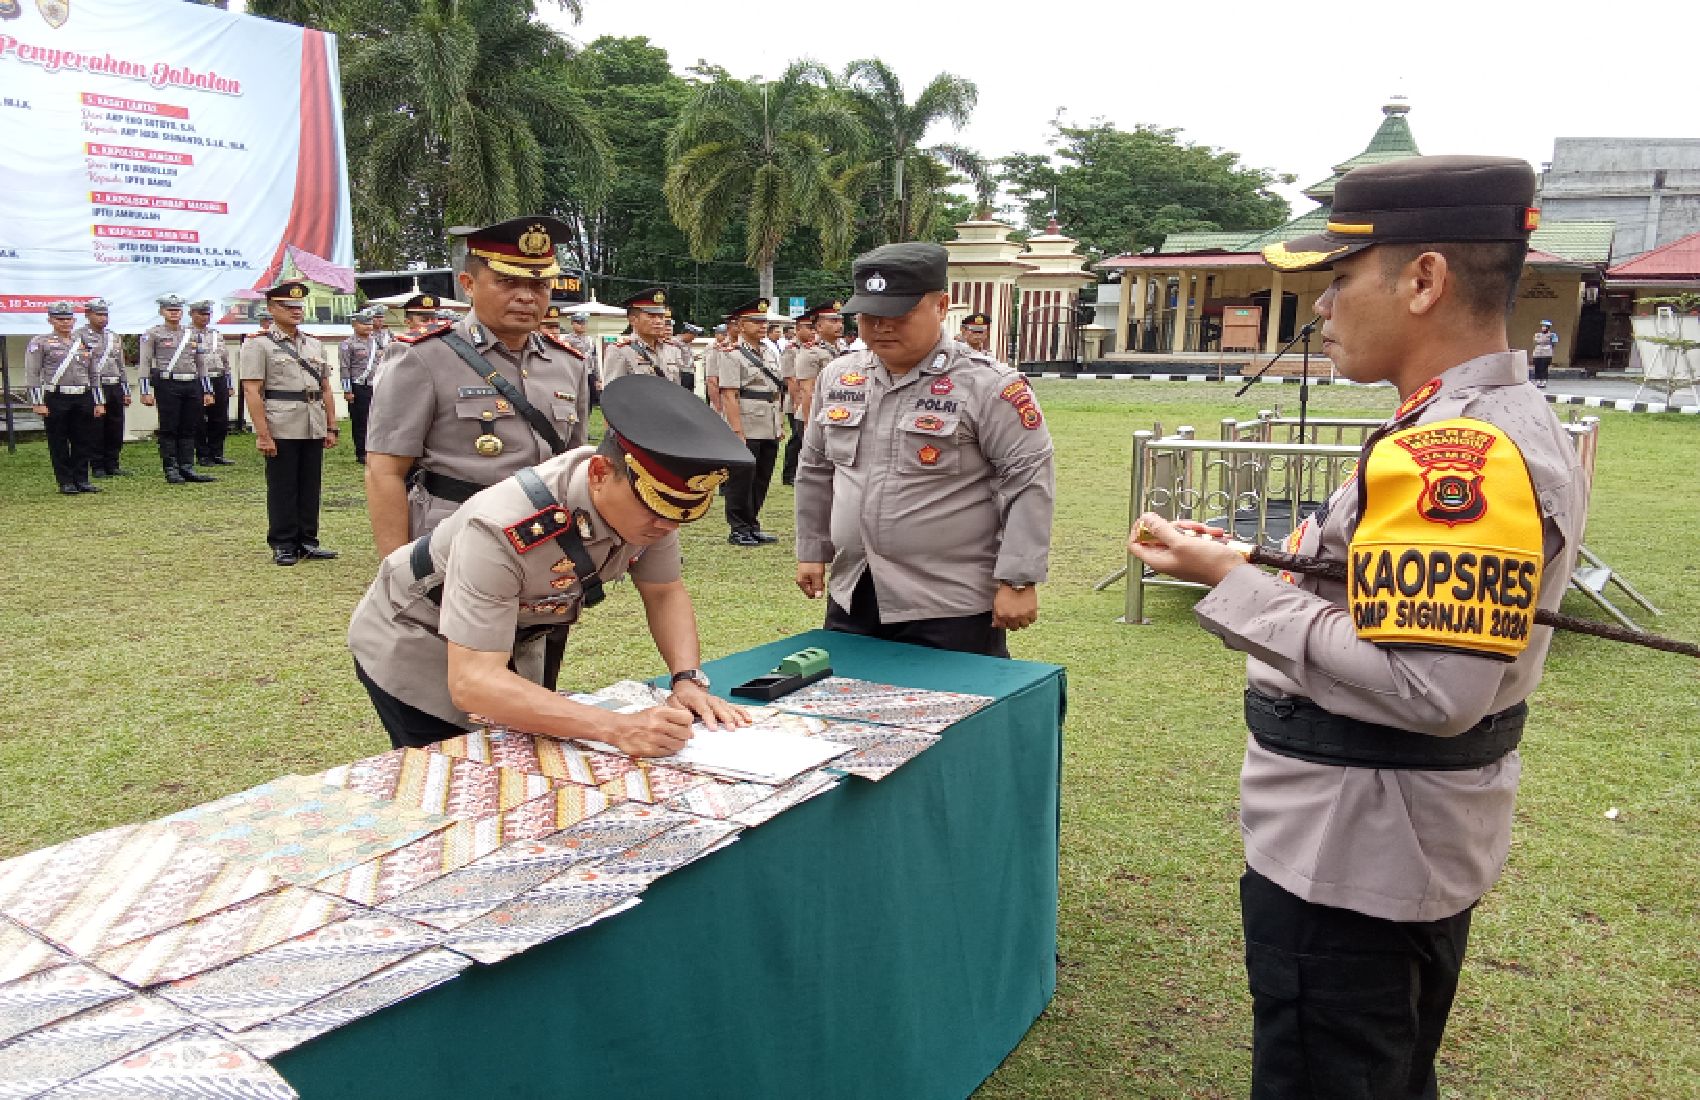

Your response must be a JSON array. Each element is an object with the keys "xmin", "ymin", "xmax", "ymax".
[{"xmin": 459, "ymin": 386, "xmax": 500, "ymax": 397}]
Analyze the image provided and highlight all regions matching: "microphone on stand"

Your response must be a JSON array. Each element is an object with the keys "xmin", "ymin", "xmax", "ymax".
[{"xmin": 1235, "ymin": 317, "xmax": 1320, "ymax": 397}]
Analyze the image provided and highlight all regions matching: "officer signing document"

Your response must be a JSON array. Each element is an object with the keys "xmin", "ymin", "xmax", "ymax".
[{"xmin": 349, "ymin": 375, "xmax": 753, "ymax": 755}]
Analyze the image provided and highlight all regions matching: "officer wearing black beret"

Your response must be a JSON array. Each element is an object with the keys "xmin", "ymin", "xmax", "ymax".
[
  {"xmin": 794, "ymin": 243, "xmax": 1056, "ymax": 655},
  {"xmin": 1130, "ymin": 155, "xmax": 1587, "ymax": 1098},
  {"xmin": 349, "ymin": 375, "xmax": 754, "ymax": 751}
]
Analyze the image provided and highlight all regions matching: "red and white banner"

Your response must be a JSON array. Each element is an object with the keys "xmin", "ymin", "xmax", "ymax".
[{"xmin": 0, "ymin": 0, "xmax": 351, "ymax": 333}]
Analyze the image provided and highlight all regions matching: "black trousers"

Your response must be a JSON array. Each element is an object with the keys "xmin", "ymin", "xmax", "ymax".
[
  {"xmin": 824, "ymin": 569, "xmax": 1010, "ymax": 658},
  {"xmin": 96, "ymin": 393, "xmax": 126, "ymax": 472},
  {"xmin": 355, "ymin": 659, "xmax": 464, "ymax": 749},
  {"xmin": 155, "ymin": 379, "xmax": 204, "ymax": 470},
  {"xmin": 1240, "ymin": 867, "xmax": 1473, "ymax": 1100},
  {"xmin": 724, "ymin": 436, "xmax": 778, "ymax": 534},
  {"xmin": 781, "ymin": 413, "xmax": 803, "ymax": 483},
  {"xmin": 348, "ymin": 382, "xmax": 373, "ymax": 461},
  {"xmin": 43, "ymin": 391, "xmax": 98, "ymax": 487},
  {"xmin": 1531, "ymin": 355, "xmax": 1551, "ymax": 383},
  {"xmin": 197, "ymin": 377, "xmax": 231, "ymax": 461},
  {"xmin": 264, "ymin": 436, "xmax": 325, "ymax": 552}
]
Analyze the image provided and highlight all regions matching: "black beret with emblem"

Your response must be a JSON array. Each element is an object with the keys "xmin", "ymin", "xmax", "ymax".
[
  {"xmin": 844, "ymin": 242, "xmax": 948, "ymax": 317},
  {"xmin": 403, "ymin": 294, "xmax": 437, "ymax": 313},
  {"xmin": 1264, "ymin": 155, "xmax": 1540, "ymax": 272},
  {"xmin": 261, "ymin": 281, "xmax": 311, "ymax": 303},
  {"xmin": 596, "ymin": 375, "xmax": 754, "ymax": 523},
  {"xmin": 448, "ymin": 215, "xmax": 570, "ymax": 279},
  {"xmin": 961, "ymin": 312, "xmax": 990, "ymax": 329},
  {"xmin": 727, "ymin": 297, "xmax": 770, "ymax": 321}
]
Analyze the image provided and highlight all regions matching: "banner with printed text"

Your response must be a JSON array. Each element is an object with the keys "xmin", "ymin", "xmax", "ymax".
[{"xmin": 0, "ymin": 0, "xmax": 352, "ymax": 334}]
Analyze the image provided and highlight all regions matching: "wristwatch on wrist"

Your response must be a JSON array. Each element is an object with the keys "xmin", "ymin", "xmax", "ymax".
[
  {"xmin": 670, "ymin": 669, "xmax": 711, "ymax": 690},
  {"xmin": 1000, "ymin": 581, "xmax": 1031, "ymax": 592}
]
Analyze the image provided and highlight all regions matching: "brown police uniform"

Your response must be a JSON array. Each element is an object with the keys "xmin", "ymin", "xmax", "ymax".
[
  {"xmin": 717, "ymin": 299, "xmax": 786, "ymax": 544},
  {"xmin": 26, "ymin": 306, "xmax": 103, "ymax": 493},
  {"xmin": 1206, "ymin": 155, "xmax": 1588, "ymax": 1099},
  {"xmin": 602, "ymin": 336, "xmax": 686, "ymax": 385},
  {"xmin": 364, "ymin": 316, "xmax": 590, "ymax": 537}
]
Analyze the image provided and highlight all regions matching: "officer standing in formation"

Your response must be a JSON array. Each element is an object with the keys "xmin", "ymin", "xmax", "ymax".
[
  {"xmin": 239, "ymin": 280, "xmax": 339, "ymax": 565},
  {"xmin": 403, "ymin": 293, "xmax": 439, "ymax": 335},
  {"xmin": 602, "ymin": 288, "xmax": 686, "ymax": 385},
  {"xmin": 26, "ymin": 301, "xmax": 106, "ymax": 495},
  {"xmin": 665, "ymin": 309, "xmax": 699, "ymax": 394},
  {"xmin": 794, "ymin": 243, "xmax": 1055, "ymax": 657},
  {"xmin": 717, "ymin": 297, "xmax": 785, "ymax": 547},
  {"xmin": 138, "ymin": 293, "xmax": 217, "ymax": 484},
  {"xmin": 75, "ymin": 298, "xmax": 131, "ymax": 478},
  {"xmin": 348, "ymin": 375, "xmax": 753, "ymax": 751},
  {"xmin": 363, "ymin": 216, "xmax": 591, "ymax": 565},
  {"xmin": 791, "ymin": 298, "xmax": 846, "ymax": 431},
  {"xmin": 339, "ymin": 306, "xmax": 384, "ymax": 464},
  {"xmin": 957, "ymin": 311, "xmax": 998, "ymax": 360},
  {"xmin": 562, "ymin": 310, "xmax": 601, "ymax": 407},
  {"xmin": 778, "ymin": 312, "xmax": 815, "ymax": 485},
  {"xmin": 190, "ymin": 300, "xmax": 237, "ymax": 468},
  {"xmin": 1128, "ymin": 156, "xmax": 1586, "ymax": 1099}
]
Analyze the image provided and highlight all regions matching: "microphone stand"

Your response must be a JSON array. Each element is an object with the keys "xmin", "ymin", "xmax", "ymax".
[{"xmin": 1235, "ymin": 319, "xmax": 1321, "ymax": 441}]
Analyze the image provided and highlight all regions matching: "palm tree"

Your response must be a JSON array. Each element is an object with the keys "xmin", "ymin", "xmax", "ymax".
[
  {"xmin": 841, "ymin": 59, "xmax": 986, "ymax": 242},
  {"xmin": 665, "ymin": 62, "xmax": 863, "ymax": 299},
  {"xmin": 253, "ymin": 0, "xmax": 605, "ymax": 267}
]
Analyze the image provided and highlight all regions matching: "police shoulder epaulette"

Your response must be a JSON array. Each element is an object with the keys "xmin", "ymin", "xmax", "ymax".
[
  {"xmin": 542, "ymin": 331, "xmax": 584, "ymax": 358},
  {"xmin": 503, "ymin": 504, "xmax": 573, "ymax": 554},
  {"xmin": 398, "ymin": 320, "xmax": 454, "ymax": 345}
]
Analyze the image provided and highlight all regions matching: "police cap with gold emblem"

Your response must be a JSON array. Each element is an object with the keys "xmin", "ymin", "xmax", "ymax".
[
  {"xmin": 844, "ymin": 241, "xmax": 948, "ymax": 317},
  {"xmin": 727, "ymin": 297, "xmax": 770, "ymax": 322},
  {"xmin": 596, "ymin": 374, "xmax": 753, "ymax": 522},
  {"xmin": 623, "ymin": 288, "xmax": 668, "ymax": 315},
  {"xmin": 448, "ymin": 215, "xmax": 570, "ymax": 279},
  {"xmin": 403, "ymin": 294, "xmax": 437, "ymax": 314},
  {"xmin": 1263, "ymin": 155, "xmax": 1540, "ymax": 272},
  {"xmin": 543, "ymin": 305, "xmax": 562, "ymax": 322},
  {"xmin": 961, "ymin": 312, "xmax": 990, "ymax": 330},
  {"xmin": 804, "ymin": 298, "xmax": 845, "ymax": 321},
  {"xmin": 261, "ymin": 281, "xmax": 311, "ymax": 303}
]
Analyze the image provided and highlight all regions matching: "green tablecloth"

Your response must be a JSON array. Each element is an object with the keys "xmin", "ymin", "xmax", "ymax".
[{"xmin": 275, "ymin": 629, "xmax": 1066, "ymax": 1099}]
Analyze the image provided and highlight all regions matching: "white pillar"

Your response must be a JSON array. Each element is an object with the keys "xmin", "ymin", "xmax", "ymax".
[
  {"xmin": 1118, "ymin": 273, "xmax": 1134, "ymax": 353},
  {"xmin": 1263, "ymin": 268, "xmax": 1285, "ymax": 355},
  {"xmin": 1170, "ymin": 271, "xmax": 1192, "ymax": 353}
]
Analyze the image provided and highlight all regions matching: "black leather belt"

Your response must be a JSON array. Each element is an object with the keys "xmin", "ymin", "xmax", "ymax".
[
  {"xmin": 410, "ymin": 532, "xmax": 442, "ymax": 605},
  {"xmin": 1244, "ymin": 689, "xmax": 1526, "ymax": 771},
  {"xmin": 739, "ymin": 388, "xmax": 779, "ymax": 401},
  {"xmin": 419, "ymin": 469, "xmax": 488, "ymax": 504},
  {"xmin": 264, "ymin": 388, "xmax": 320, "ymax": 401}
]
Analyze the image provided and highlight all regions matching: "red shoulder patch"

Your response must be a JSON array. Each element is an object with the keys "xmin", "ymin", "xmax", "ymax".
[
  {"xmin": 398, "ymin": 320, "xmax": 454, "ymax": 345},
  {"xmin": 998, "ymin": 377, "xmax": 1043, "ymax": 430},
  {"xmin": 543, "ymin": 331, "xmax": 584, "ymax": 358},
  {"xmin": 1394, "ymin": 377, "xmax": 1443, "ymax": 421},
  {"xmin": 504, "ymin": 505, "xmax": 573, "ymax": 554}
]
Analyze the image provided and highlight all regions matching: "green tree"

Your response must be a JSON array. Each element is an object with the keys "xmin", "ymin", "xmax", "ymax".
[
  {"xmin": 665, "ymin": 62, "xmax": 863, "ymax": 299},
  {"xmin": 1000, "ymin": 121, "xmax": 1292, "ymax": 258},
  {"xmin": 839, "ymin": 59, "xmax": 986, "ymax": 243},
  {"xmin": 248, "ymin": 0, "xmax": 605, "ymax": 268}
]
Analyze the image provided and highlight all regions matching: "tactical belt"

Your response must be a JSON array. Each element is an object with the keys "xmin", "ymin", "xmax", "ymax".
[
  {"xmin": 419, "ymin": 469, "xmax": 488, "ymax": 504},
  {"xmin": 407, "ymin": 467, "xmax": 604, "ymax": 611},
  {"xmin": 1244, "ymin": 689, "xmax": 1526, "ymax": 771},
  {"xmin": 739, "ymin": 388, "xmax": 779, "ymax": 401},
  {"xmin": 160, "ymin": 372, "xmax": 200, "ymax": 382},
  {"xmin": 264, "ymin": 388, "xmax": 319, "ymax": 401},
  {"xmin": 46, "ymin": 385, "xmax": 89, "ymax": 395}
]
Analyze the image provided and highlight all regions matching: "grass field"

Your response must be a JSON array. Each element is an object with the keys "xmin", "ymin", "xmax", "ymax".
[{"xmin": 2, "ymin": 381, "xmax": 1696, "ymax": 1097}]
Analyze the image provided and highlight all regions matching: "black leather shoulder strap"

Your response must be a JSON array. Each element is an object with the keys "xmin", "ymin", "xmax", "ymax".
[
  {"xmin": 441, "ymin": 331, "xmax": 569, "ymax": 456},
  {"xmin": 515, "ymin": 468, "xmax": 604, "ymax": 607}
]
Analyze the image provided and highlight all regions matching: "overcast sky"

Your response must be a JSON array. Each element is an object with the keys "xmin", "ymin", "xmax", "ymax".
[{"xmin": 545, "ymin": 0, "xmax": 1675, "ymax": 220}]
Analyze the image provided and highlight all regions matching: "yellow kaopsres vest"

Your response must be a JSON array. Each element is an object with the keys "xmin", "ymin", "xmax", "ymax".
[{"xmin": 1349, "ymin": 417, "xmax": 1544, "ymax": 660}]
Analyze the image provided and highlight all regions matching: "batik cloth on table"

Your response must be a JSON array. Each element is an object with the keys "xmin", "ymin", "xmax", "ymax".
[
  {"xmin": 93, "ymin": 887, "xmax": 355, "ymax": 988},
  {"xmin": 312, "ymin": 782, "xmax": 618, "ymax": 909},
  {"xmin": 427, "ymin": 728, "xmax": 636, "ymax": 785},
  {"xmin": 0, "ymin": 822, "xmax": 279, "ymax": 958},
  {"xmin": 158, "ymin": 775, "xmax": 454, "ymax": 886},
  {"xmin": 0, "ymin": 963, "xmax": 131, "ymax": 1047},
  {"xmin": 729, "ymin": 771, "xmax": 842, "ymax": 828},
  {"xmin": 0, "ymin": 919, "xmax": 69, "ymax": 986},
  {"xmin": 35, "ymin": 1027, "xmax": 300, "ymax": 1100},
  {"xmin": 0, "ymin": 994, "xmax": 197, "ymax": 1099},
  {"xmin": 152, "ymin": 914, "xmax": 442, "ymax": 1033},
  {"xmin": 313, "ymin": 748, "xmax": 564, "ymax": 818},
  {"xmin": 773, "ymin": 677, "xmax": 993, "ymax": 734},
  {"xmin": 810, "ymin": 720, "xmax": 941, "ymax": 781},
  {"xmin": 444, "ymin": 866, "xmax": 649, "ymax": 965}
]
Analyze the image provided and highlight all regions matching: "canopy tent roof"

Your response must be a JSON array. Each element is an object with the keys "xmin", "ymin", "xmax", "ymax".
[{"xmin": 367, "ymin": 278, "xmax": 469, "ymax": 309}]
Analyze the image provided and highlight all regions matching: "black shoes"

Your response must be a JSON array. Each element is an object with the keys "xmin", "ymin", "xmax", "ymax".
[
  {"xmin": 58, "ymin": 484, "xmax": 80, "ymax": 495},
  {"xmin": 180, "ymin": 468, "xmax": 218, "ymax": 483},
  {"xmin": 164, "ymin": 468, "xmax": 186, "ymax": 484},
  {"xmin": 298, "ymin": 546, "xmax": 338, "ymax": 560},
  {"xmin": 273, "ymin": 549, "xmax": 299, "ymax": 566},
  {"xmin": 207, "ymin": 456, "xmax": 238, "ymax": 466},
  {"xmin": 727, "ymin": 531, "xmax": 761, "ymax": 547},
  {"xmin": 107, "ymin": 468, "xmax": 133, "ymax": 477},
  {"xmin": 750, "ymin": 530, "xmax": 778, "ymax": 544},
  {"xmin": 75, "ymin": 482, "xmax": 100, "ymax": 493}
]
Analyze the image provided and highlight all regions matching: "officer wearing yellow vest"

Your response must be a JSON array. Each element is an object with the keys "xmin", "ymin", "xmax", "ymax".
[{"xmin": 1127, "ymin": 156, "xmax": 1587, "ymax": 1099}]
